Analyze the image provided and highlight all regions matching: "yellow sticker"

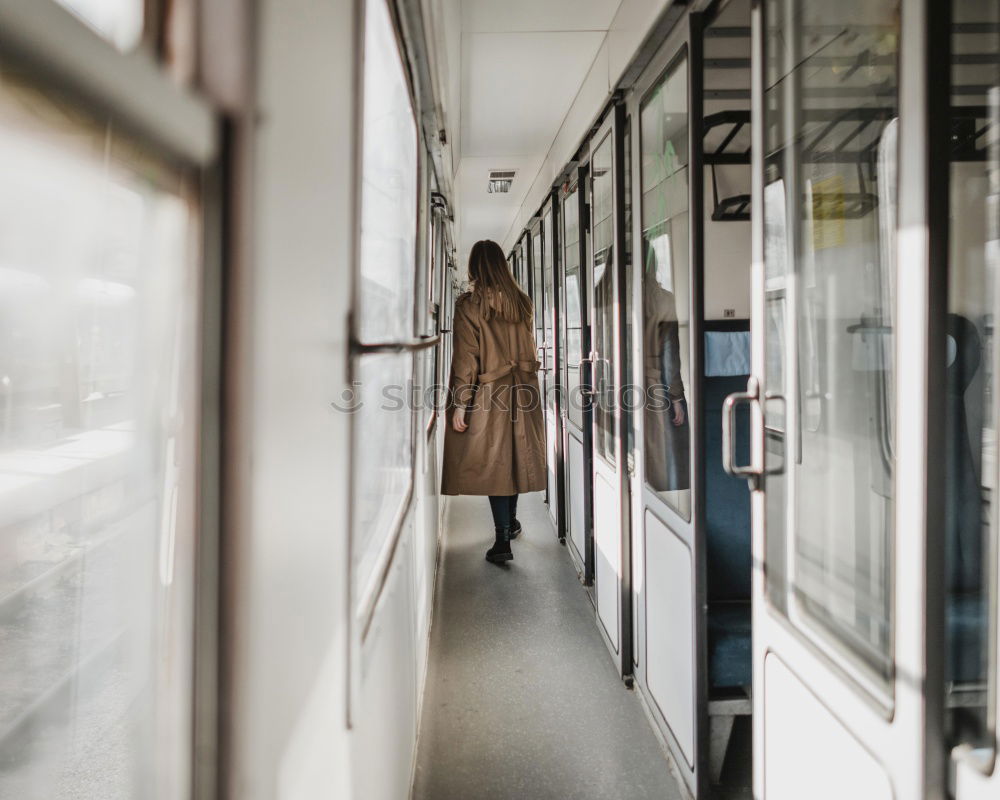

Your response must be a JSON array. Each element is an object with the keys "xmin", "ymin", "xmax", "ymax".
[{"xmin": 811, "ymin": 175, "xmax": 845, "ymax": 250}]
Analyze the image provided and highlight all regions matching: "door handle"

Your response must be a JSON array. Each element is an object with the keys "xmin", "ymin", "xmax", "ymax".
[
  {"xmin": 578, "ymin": 355, "xmax": 596, "ymax": 398},
  {"xmin": 722, "ymin": 375, "xmax": 762, "ymax": 488}
]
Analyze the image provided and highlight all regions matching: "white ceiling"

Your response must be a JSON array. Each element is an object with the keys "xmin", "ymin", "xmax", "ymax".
[{"xmin": 454, "ymin": 0, "xmax": 623, "ymax": 273}]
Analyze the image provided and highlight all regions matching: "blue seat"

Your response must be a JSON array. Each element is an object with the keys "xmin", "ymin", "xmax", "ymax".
[
  {"xmin": 703, "ymin": 351, "xmax": 753, "ymax": 689},
  {"xmin": 708, "ymin": 603, "xmax": 751, "ymax": 688},
  {"xmin": 945, "ymin": 315, "xmax": 987, "ymax": 687},
  {"xmin": 947, "ymin": 594, "xmax": 986, "ymax": 684}
]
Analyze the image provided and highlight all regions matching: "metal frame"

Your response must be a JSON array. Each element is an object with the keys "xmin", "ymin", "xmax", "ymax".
[
  {"xmin": 688, "ymin": 13, "xmax": 710, "ymax": 796},
  {"xmin": 587, "ymin": 104, "xmax": 631, "ymax": 674},
  {"xmin": 559, "ymin": 170, "xmax": 595, "ymax": 580},
  {"xmin": 612, "ymin": 99, "xmax": 635, "ymax": 683},
  {"xmin": 578, "ymin": 161, "xmax": 597, "ymax": 586}
]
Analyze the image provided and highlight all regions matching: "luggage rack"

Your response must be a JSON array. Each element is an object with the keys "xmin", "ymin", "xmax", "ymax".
[{"xmin": 704, "ymin": 110, "xmax": 751, "ymax": 221}]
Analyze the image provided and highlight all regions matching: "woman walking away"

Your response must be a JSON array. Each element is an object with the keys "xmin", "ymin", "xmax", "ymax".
[{"xmin": 441, "ymin": 240, "xmax": 546, "ymax": 564}]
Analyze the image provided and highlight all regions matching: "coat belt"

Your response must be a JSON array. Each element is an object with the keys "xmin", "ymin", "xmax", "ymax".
[{"xmin": 478, "ymin": 359, "xmax": 541, "ymax": 384}]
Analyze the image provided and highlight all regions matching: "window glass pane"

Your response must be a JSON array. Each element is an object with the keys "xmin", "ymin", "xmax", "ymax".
[
  {"xmin": 562, "ymin": 189, "xmax": 584, "ymax": 429},
  {"xmin": 358, "ymin": 0, "xmax": 418, "ymax": 344},
  {"xmin": 543, "ymin": 208, "xmax": 556, "ymax": 419},
  {"xmin": 592, "ymin": 133, "xmax": 616, "ymax": 463},
  {"xmin": 944, "ymin": 0, "xmax": 999, "ymax": 750},
  {"xmin": 352, "ymin": 353, "xmax": 413, "ymax": 600},
  {"xmin": 0, "ymin": 76, "xmax": 199, "ymax": 798},
  {"xmin": 640, "ymin": 55, "xmax": 691, "ymax": 519},
  {"xmin": 533, "ymin": 231, "xmax": 544, "ymax": 330},
  {"xmin": 764, "ymin": 0, "xmax": 899, "ymax": 685},
  {"xmin": 54, "ymin": 0, "xmax": 144, "ymax": 51}
]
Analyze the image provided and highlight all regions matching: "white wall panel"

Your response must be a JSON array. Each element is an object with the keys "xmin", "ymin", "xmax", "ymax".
[
  {"xmin": 354, "ymin": 528, "xmax": 420, "ymax": 800},
  {"xmin": 227, "ymin": 0, "xmax": 356, "ymax": 795},
  {"xmin": 503, "ymin": 38, "xmax": 613, "ymax": 247},
  {"xmin": 462, "ymin": 0, "xmax": 621, "ymax": 33},
  {"xmin": 608, "ymin": 0, "xmax": 673, "ymax": 88}
]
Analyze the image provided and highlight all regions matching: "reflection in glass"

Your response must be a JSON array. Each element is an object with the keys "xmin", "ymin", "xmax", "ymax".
[
  {"xmin": 542, "ymin": 210, "xmax": 557, "ymax": 420},
  {"xmin": 944, "ymin": 0, "xmax": 999, "ymax": 752},
  {"xmin": 592, "ymin": 134, "xmax": 616, "ymax": 463},
  {"xmin": 764, "ymin": 0, "xmax": 899, "ymax": 685},
  {"xmin": 358, "ymin": 0, "xmax": 418, "ymax": 344},
  {"xmin": 640, "ymin": 54, "xmax": 691, "ymax": 520},
  {"xmin": 55, "ymin": 0, "xmax": 144, "ymax": 51},
  {"xmin": 533, "ymin": 230, "xmax": 544, "ymax": 330},
  {"xmin": 0, "ymin": 77, "xmax": 198, "ymax": 798},
  {"xmin": 563, "ymin": 188, "xmax": 585, "ymax": 429}
]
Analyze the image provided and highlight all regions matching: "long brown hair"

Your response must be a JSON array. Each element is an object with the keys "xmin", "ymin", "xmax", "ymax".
[{"xmin": 468, "ymin": 239, "xmax": 533, "ymax": 324}]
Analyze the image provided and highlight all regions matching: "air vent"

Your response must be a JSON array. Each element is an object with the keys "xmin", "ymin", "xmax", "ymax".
[{"xmin": 487, "ymin": 169, "xmax": 516, "ymax": 194}]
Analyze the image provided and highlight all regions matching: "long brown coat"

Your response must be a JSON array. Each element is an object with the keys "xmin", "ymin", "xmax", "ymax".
[{"xmin": 441, "ymin": 291, "xmax": 546, "ymax": 496}]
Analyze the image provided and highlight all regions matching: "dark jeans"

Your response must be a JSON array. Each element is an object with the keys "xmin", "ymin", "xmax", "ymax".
[{"xmin": 488, "ymin": 494, "xmax": 519, "ymax": 530}]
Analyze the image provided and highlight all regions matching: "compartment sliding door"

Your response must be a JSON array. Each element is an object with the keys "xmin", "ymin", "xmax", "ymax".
[
  {"xmin": 560, "ymin": 177, "xmax": 592, "ymax": 576},
  {"xmin": 588, "ymin": 108, "xmax": 631, "ymax": 673},
  {"xmin": 744, "ymin": 1, "xmax": 948, "ymax": 797},
  {"xmin": 629, "ymin": 28, "xmax": 702, "ymax": 795}
]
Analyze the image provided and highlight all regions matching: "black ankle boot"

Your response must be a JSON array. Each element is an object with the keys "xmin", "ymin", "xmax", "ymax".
[
  {"xmin": 509, "ymin": 518, "xmax": 522, "ymax": 540},
  {"xmin": 486, "ymin": 526, "xmax": 513, "ymax": 563}
]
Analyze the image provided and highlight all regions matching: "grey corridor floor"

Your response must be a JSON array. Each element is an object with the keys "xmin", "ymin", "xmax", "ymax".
[{"xmin": 412, "ymin": 493, "xmax": 684, "ymax": 800}]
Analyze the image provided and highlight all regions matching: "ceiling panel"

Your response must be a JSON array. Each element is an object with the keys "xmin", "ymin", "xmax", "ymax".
[
  {"xmin": 455, "ymin": 155, "xmax": 544, "ymax": 271},
  {"xmin": 461, "ymin": 31, "xmax": 605, "ymax": 157},
  {"xmin": 462, "ymin": 0, "xmax": 622, "ymax": 33}
]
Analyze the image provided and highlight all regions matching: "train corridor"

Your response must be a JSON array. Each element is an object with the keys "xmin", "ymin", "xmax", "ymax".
[{"xmin": 413, "ymin": 493, "xmax": 682, "ymax": 800}]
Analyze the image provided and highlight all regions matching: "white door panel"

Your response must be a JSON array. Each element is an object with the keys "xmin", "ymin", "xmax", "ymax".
[
  {"xmin": 594, "ymin": 468, "xmax": 620, "ymax": 651},
  {"xmin": 546, "ymin": 416, "xmax": 558, "ymax": 525},
  {"xmin": 764, "ymin": 654, "xmax": 892, "ymax": 800},
  {"xmin": 568, "ymin": 433, "xmax": 586, "ymax": 567},
  {"xmin": 645, "ymin": 510, "xmax": 695, "ymax": 766}
]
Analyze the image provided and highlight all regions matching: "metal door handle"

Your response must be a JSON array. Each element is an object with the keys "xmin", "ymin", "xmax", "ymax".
[
  {"xmin": 578, "ymin": 356, "xmax": 596, "ymax": 398},
  {"xmin": 722, "ymin": 375, "xmax": 762, "ymax": 486}
]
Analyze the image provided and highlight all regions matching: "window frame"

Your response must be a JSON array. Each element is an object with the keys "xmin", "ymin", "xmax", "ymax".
[
  {"xmin": 0, "ymin": 1, "xmax": 223, "ymax": 797},
  {"xmin": 346, "ymin": 0, "xmax": 435, "ymax": 653}
]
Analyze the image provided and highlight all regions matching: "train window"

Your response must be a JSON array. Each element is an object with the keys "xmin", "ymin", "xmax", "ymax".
[
  {"xmin": 563, "ymin": 187, "xmax": 584, "ymax": 428},
  {"xmin": 543, "ymin": 206, "xmax": 555, "ymax": 423},
  {"xmin": 54, "ymin": 0, "xmax": 145, "ymax": 51},
  {"xmin": 592, "ymin": 132, "xmax": 616, "ymax": 463},
  {"xmin": 0, "ymin": 75, "xmax": 200, "ymax": 796},
  {"xmin": 356, "ymin": 0, "xmax": 418, "ymax": 346},
  {"xmin": 352, "ymin": 0, "xmax": 418, "ymax": 609},
  {"xmin": 944, "ymin": 0, "xmax": 999, "ymax": 756},
  {"xmin": 639, "ymin": 52, "xmax": 691, "ymax": 520},
  {"xmin": 533, "ymin": 229, "xmax": 544, "ymax": 328},
  {"xmin": 763, "ymin": 0, "xmax": 899, "ymax": 687}
]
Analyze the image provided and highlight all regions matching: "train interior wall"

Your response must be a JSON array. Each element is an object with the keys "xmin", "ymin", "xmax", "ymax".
[{"xmin": 226, "ymin": 0, "xmax": 444, "ymax": 796}]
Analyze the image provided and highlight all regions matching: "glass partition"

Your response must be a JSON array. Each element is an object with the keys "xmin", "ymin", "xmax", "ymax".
[
  {"xmin": 640, "ymin": 52, "xmax": 691, "ymax": 520},
  {"xmin": 592, "ymin": 133, "xmax": 616, "ymax": 463},
  {"xmin": 563, "ymin": 187, "xmax": 584, "ymax": 429},
  {"xmin": 763, "ymin": 0, "xmax": 899, "ymax": 688}
]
